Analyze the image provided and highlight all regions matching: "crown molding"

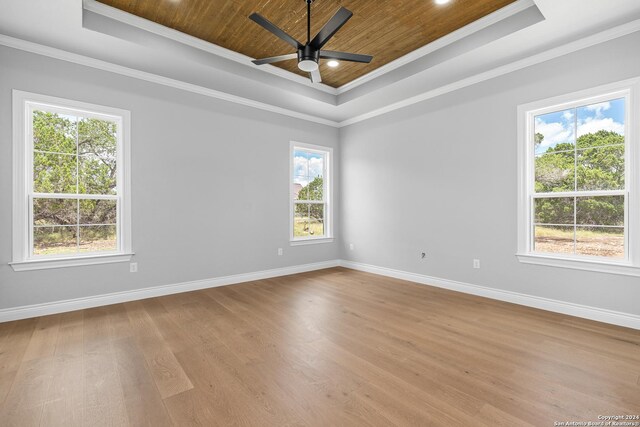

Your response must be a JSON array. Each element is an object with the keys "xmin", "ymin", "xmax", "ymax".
[
  {"xmin": 0, "ymin": 33, "xmax": 340, "ymax": 127},
  {"xmin": 2, "ymin": 16, "xmax": 640, "ymax": 129},
  {"xmin": 82, "ymin": 0, "xmax": 338, "ymax": 96},
  {"xmin": 338, "ymin": 17, "xmax": 640, "ymax": 127},
  {"xmin": 335, "ymin": 0, "xmax": 537, "ymax": 94}
]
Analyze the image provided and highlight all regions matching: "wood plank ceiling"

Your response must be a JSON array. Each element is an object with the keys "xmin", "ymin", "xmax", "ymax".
[{"xmin": 97, "ymin": 0, "xmax": 517, "ymax": 88}]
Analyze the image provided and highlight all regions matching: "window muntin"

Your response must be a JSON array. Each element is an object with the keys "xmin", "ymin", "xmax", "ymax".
[
  {"xmin": 291, "ymin": 144, "xmax": 331, "ymax": 241},
  {"xmin": 530, "ymin": 95, "xmax": 628, "ymax": 260}
]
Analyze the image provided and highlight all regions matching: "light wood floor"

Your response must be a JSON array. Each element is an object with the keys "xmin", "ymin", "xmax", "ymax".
[{"xmin": 0, "ymin": 267, "xmax": 638, "ymax": 426}]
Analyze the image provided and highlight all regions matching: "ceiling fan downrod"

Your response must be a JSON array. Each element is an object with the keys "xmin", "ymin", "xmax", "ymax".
[
  {"xmin": 306, "ymin": 0, "xmax": 313, "ymax": 44},
  {"xmin": 299, "ymin": 0, "xmax": 319, "ymax": 72}
]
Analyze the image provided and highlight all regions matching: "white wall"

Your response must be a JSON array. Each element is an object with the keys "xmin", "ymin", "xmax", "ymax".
[
  {"xmin": 340, "ymin": 32, "xmax": 640, "ymax": 316},
  {"xmin": 0, "ymin": 46, "xmax": 340, "ymax": 310}
]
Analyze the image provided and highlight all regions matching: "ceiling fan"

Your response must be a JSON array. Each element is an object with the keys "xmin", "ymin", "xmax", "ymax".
[{"xmin": 249, "ymin": 0, "xmax": 373, "ymax": 83}]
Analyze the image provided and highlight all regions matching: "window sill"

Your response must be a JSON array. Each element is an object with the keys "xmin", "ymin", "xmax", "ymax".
[
  {"xmin": 516, "ymin": 253, "xmax": 640, "ymax": 277},
  {"xmin": 290, "ymin": 237, "xmax": 334, "ymax": 246},
  {"xmin": 10, "ymin": 253, "xmax": 134, "ymax": 272}
]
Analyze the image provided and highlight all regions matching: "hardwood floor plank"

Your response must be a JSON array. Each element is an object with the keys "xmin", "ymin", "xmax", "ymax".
[
  {"xmin": 41, "ymin": 355, "xmax": 84, "ymax": 427},
  {"xmin": 40, "ymin": 311, "xmax": 85, "ymax": 425},
  {"xmin": 0, "ymin": 318, "xmax": 37, "ymax": 406},
  {"xmin": 112, "ymin": 337, "xmax": 173, "ymax": 427},
  {"xmin": 105, "ymin": 304, "xmax": 134, "ymax": 341},
  {"xmin": 54, "ymin": 312, "xmax": 84, "ymax": 358},
  {"xmin": 124, "ymin": 301, "xmax": 194, "ymax": 399},
  {"xmin": 22, "ymin": 314, "xmax": 62, "ymax": 362},
  {"xmin": 82, "ymin": 307, "xmax": 129, "ymax": 426},
  {"xmin": 0, "ymin": 318, "xmax": 37, "ymax": 374}
]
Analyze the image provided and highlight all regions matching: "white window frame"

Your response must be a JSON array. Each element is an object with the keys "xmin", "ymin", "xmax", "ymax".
[
  {"xmin": 290, "ymin": 141, "xmax": 333, "ymax": 245},
  {"xmin": 516, "ymin": 78, "xmax": 640, "ymax": 276},
  {"xmin": 10, "ymin": 90, "xmax": 133, "ymax": 271}
]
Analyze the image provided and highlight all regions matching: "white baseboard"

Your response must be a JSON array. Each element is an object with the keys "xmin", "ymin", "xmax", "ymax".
[
  {"xmin": 339, "ymin": 260, "xmax": 640, "ymax": 330},
  {"xmin": 0, "ymin": 260, "xmax": 339, "ymax": 322},
  {"xmin": 3, "ymin": 258, "xmax": 638, "ymax": 330}
]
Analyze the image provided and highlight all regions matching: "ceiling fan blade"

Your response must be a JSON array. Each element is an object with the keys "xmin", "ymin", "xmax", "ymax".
[
  {"xmin": 310, "ymin": 7, "xmax": 353, "ymax": 50},
  {"xmin": 320, "ymin": 50, "xmax": 373, "ymax": 63},
  {"xmin": 310, "ymin": 68, "xmax": 322, "ymax": 83},
  {"xmin": 249, "ymin": 13, "xmax": 303, "ymax": 49},
  {"xmin": 252, "ymin": 53, "xmax": 298, "ymax": 65}
]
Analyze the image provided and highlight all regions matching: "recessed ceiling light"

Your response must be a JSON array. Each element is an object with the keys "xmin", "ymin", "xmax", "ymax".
[
  {"xmin": 435, "ymin": 0, "xmax": 451, "ymax": 4},
  {"xmin": 327, "ymin": 60, "xmax": 339, "ymax": 68}
]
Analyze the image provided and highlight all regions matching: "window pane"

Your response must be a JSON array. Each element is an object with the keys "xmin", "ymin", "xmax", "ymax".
[
  {"xmin": 576, "ymin": 145, "xmax": 624, "ymax": 191},
  {"xmin": 534, "ymin": 108, "xmax": 576, "ymax": 155},
  {"xmin": 80, "ymin": 199, "xmax": 117, "ymax": 225},
  {"xmin": 293, "ymin": 150, "xmax": 309, "ymax": 178},
  {"xmin": 33, "ymin": 198, "xmax": 77, "ymax": 226},
  {"xmin": 293, "ymin": 176, "xmax": 308, "ymax": 201},
  {"xmin": 297, "ymin": 176, "xmax": 324, "ymax": 201},
  {"xmin": 576, "ymin": 98, "xmax": 625, "ymax": 149},
  {"xmin": 33, "ymin": 226, "xmax": 77, "ymax": 256},
  {"xmin": 534, "ymin": 151, "xmax": 575, "ymax": 193},
  {"xmin": 534, "ymin": 225, "xmax": 574, "ymax": 255},
  {"xmin": 79, "ymin": 225, "xmax": 117, "ymax": 253},
  {"xmin": 308, "ymin": 152, "xmax": 324, "ymax": 180},
  {"xmin": 534, "ymin": 197, "xmax": 574, "ymax": 225},
  {"xmin": 78, "ymin": 117, "xmax": 117, "ymax": 156},
  {"xmin": 576, "ymin": 196, "xmax": 624, "ymax": 226},
  {"xmin": 309, "ymin": 204, "xmax": 325, "ymax": 237},
  {"xmin": 576, "ymin": 226, "xmax": 624, "ymax": 259},
  {"xmin": 294, "ymin": 203, "xmax": 310, "ymax": 237},
  {"xmin": 79, "ymin": 153, "xmax": 117, "ymax": 195},
  {"xmin": 32, "ymin": 111, "xmax": 77, "ymax": 154},
  {"xmin": 78, "ymin": 118, "xmax": 117, "ymax": 195},
  {"xmin": 33, "ymin": 152, "xmax": 77, "ymax": 194}
]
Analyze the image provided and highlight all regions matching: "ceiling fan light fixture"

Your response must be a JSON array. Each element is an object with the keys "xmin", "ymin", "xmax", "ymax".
[
  {"xmin": 327, "ymin": 60, "xmax": 339, "ymax": 68},
  {"xmin": 298, "ymin": 59, "xmax": 319, "ymax": 72}
]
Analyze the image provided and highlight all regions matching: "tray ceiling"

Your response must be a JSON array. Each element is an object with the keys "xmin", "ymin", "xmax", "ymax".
[{"xmin": 96, "ymin": 0, "xmax": 517, "ymax": 88}]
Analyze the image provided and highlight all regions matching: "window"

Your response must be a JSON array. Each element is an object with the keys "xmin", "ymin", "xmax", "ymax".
[
  {"xmin": 290, "ymin": 142, "xmax": 333, "ymax": 244},
  {"xmin": 517, "ymin": 79, "xmax": 640, "ymax": 276},
  {"xmin": 11, "ymin": 91, "xmax": 132, "ymax": 271}
]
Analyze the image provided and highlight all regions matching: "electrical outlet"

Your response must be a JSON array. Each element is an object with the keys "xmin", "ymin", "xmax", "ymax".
[
  {"xmin": 130, "ymin": 262, "xmax": 138, "ymax": 273},
  {"xmin": 277, "ymin": 248, "xmax": 283, "ymax": 256},
  {"xmin": 349, "ymin": 243, "xmax": 355, "ymax": 250},
  {"xmin": 473, "ymin": 259, "xmax": 480, "ymax": 269}
]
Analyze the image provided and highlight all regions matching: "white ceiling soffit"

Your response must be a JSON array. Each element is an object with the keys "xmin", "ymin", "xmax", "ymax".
[
  {"xmin": 82, "ymin": 0, "xmax": 540, "ymax": 101},
  {"xmin": 336, "ymin": 0, "xmax": 542, "ymax": 99},
  {"xmin": 82, "ymin": 0, "xmax": 338, "ymax": 99}
]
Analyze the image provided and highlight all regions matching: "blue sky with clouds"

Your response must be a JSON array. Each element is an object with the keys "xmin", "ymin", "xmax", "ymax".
[
  {"xmin": 534, "ymin": 98, "xmax": 625, "ymax": 155},
  {"xmin": 293, "ymin": 150, "xmax": 324, "ymax": 186}
]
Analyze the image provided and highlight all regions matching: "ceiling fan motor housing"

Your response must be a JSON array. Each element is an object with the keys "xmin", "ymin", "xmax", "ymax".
[
  {"xmin": 298, "ymin": 45, "xmax": 319, "ymax": 62},
  {"xmin": 297, "ymin": 45, "xmax": 320, "ymax": 71}
]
